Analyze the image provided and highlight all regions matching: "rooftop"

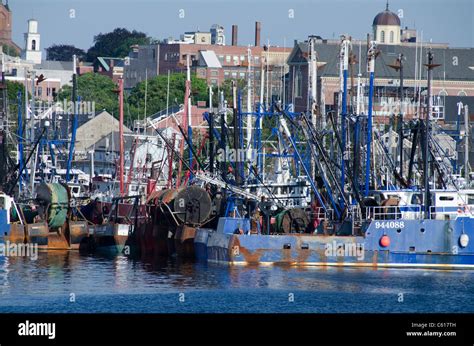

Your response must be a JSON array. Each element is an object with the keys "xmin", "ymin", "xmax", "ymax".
[
  {"xmin": 34, "ymin": 60, "xmax": 74, "ymax": 71},
  {"xmin": 373, "ymin": 3, "xmax": 401, "ymax": 26},
  {"xmin": 289, "ymin": 41, "xmax": 474, "ymax": 81}
]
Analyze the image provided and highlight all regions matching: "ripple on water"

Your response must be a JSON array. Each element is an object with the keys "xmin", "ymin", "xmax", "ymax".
[{"xmin": 0, "ymin": 252, "xmax": 473, "ymax": 313}]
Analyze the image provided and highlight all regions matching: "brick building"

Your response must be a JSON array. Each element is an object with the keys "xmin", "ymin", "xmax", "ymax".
[
  {"xmin": 0, "ymin": 1, "xmax": 20, "ymax": 55},
  {"xmin": 287, "ymin": 5, "xmax": 474, "ymax": 120},
  {"xmin": 124, "ymin": 22, "xmax": 291, "ymax": 105},
  {"xmin": 286, "ymin": 4, "xmax": 474, "ymax": 170},
  {"xmin": 94, "ymin": 57, "xmax": 125, "ymax": 82}
]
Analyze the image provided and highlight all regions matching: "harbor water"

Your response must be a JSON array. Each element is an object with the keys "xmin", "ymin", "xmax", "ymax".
[{"xmin": 0, "ymin": 252, "xmax": 473, "ymax": 313}]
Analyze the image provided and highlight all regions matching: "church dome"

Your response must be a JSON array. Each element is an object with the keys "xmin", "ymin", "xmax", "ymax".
[{"xmin": 373, "ymin": 4, "xmax": 401, "ymax": 26}]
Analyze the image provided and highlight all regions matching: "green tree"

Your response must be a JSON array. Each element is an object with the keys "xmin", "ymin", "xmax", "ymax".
[
  {"xmin": 6, "ymin": 81, "xmax": 28, "ymax": 117},
  {"xmin": 2, "ymin": 44, "xmax": 20, "ymax": 57},
  {"xmin": 128, "ymin": 73, "xmax": 209, "ymax": 120},
  {"xmin": 211, "ymin": 78, "xmax": 247, "ymax": 107},
  {"xmin": 86, "ymin": 28, "xmax": 152, "ymax": 62},
  {"xmin": 46, "ymin": 44, "xmax": 86, "ymax": 61},
  {"xmin": 57, "ymin": 73, "xmax": 118, "ymax": 115}
]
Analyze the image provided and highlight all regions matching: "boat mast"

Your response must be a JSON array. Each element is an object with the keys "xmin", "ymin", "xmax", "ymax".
[
  {"xmin": 17, "ymin": 90, "xmax": 23, "ymax": 194},
  {"xmin": 423, "ymin": 50, "xmax": 440, "ymax": 218},
  {"xmin": 464, "ymin": 104, "xmax": 470, "ymax": 180},
  {"xmin": 66, "ymin": 55, "xmax": 78, "ymax": 182},
  {"xmin": 246, "ymin": 46, "xmax": 252, "ymax": 152},
  {"xmin": 185, "ymin": 54, "xmax": 193, "ymax": 180},
  {"xmin": 340, "ymin": 35, "xmax": 350, "ymax": 204},
  {"xmin": 308, "ymin": 36, "xmax": 318, "ymax": 183},
  {"xmin": 398, "ymin": 54, "xmax": 404, "ymax": 177},
  {"xmin": 118, "ymin": 77, "xmax": 124, "ymax": 195},
  {"xmin": 28, "ymin": 70, "xmax": 36, "ymax": 195},
  {"xmin": 388, "ymin": 53, "xmax": 405, "ymax": 177},
  {"xmin": 356, "ymin": 41, "xmax": 362, "ymax": 116},
  {"xmin": 365, "ymin": 40, "xmax": 377, "ymax": 197}
]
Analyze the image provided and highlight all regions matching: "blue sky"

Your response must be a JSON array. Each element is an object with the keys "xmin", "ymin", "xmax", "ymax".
[{"xmin": 10, "ymin": 0, "xmax": 474, "ymax": 53}]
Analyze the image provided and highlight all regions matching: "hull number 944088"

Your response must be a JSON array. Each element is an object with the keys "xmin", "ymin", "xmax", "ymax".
[{"xmin": 374, "ymin": 221, "xmax": 405, "ymax": 229}]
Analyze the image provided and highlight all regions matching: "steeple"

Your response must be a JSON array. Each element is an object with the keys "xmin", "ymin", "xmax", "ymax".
[{"xmin": 22, "ymin": 19, "xmax": 42, "ymax": 64}]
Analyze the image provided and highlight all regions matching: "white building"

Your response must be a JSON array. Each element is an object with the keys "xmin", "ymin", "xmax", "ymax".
[
  {"xmin": 372, "ymin": 3, "xmax": 401, "ymax": 45},
  {"xmin": 210, "ymin": 24, "xmax": 225, "ymax": 45},
  {"xmin": 22, "ymin": 19, "xmax": 42, "ymax": 64},
  {"xmin": 1, "ymin": 18, "xmax": 75, "ymax": 101}
]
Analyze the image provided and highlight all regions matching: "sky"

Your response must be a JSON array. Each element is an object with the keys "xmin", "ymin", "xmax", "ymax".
[{"xmin": 9, "ymin": 0, "xmax": 474, "ymax": 54}]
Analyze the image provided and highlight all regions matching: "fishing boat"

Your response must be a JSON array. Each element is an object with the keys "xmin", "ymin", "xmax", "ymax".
[{"xmin": 189, "ymin": 39, "xmax": 474, "ymax": 269}]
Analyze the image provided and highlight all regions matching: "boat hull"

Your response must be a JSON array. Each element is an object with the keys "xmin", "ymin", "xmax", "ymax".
[
  {"xmin": 206, "ymin": 218, "xmax": 474, "ymax": 269},
  {"xmin": 87, "ymin": 223, "xmax": 130, "ymax": 255}
]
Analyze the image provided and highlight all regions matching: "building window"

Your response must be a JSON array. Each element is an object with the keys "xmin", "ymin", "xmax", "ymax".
[
  {"xmin": 46, "ymin": 88, "xmax": 50, "ymax": 96},
  {"xmin": 224, "ymin": 71, "xmax": 230, "ymax": 77},
  {"xmin": 458, "ymin": 90, "xmax": 467, "ymax": 96},
  {"xmin": 254, "ymin": 56, "xmax": 260, "ymax": 64},
  {"xmin": 32, "ymin": 39, "xmax": 36, "ymax": 50},
  {"xmin": 211, "ymin": 70, "xmax": 218, "ymax": 76},
  {"xmin": 218, "ymin": 55, "xmax": 224, "ymax": 62},
  {"xmin": 239, "ymin": 72, "xmax": 245, "ymax": 78},
  {"xmin": 240, "ymin": 55, "xmax": 245, "ymax": 61},
  {"xmin": 295, "ymin": 69, "xmax": 302, "ymax": 97},
  {"xmin": 37, "ymin": 87, "xmax": 42, "ymax": 96},
  {"xmin": 439, "ymin": 90, "xmax": 448, "ymax": 96},
  {"xmin": 380, "ymin": 31, "xmax": 385, "ymax": 43},
  {"xmin": 390, "ymin": 31, "xmax": 394, "ymax": 43},
  {"xmin": 231, "ymin": 72, "xmax": 237, "ymax": 78},
  {"xmin": 226, "ymin": 55, "xmax": 231, "ymax": 63},
  {"xmin": 211, "ymin": 79, "xmax": 218, "ymax": 85}
]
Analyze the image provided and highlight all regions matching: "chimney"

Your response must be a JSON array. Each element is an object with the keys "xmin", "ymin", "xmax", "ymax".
[
  {"xmin": 255, "ymin": 21, "xmax": 261, "ymax": 47},
  {"xmin": 232, "ymin": 25, "xmax": 238, "ymax": 46}
]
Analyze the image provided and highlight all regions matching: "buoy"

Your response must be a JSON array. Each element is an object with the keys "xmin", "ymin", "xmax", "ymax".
[
  {"xmin": 380, "ymin": 235, "xmax": 390, "ymax": 247},
  {"xmin": 459, "ymin": 234, "xmax": 469, "ymax": 248}
]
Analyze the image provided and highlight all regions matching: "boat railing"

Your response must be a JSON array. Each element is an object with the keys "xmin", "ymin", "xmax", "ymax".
[
  {"xmin": 365, "ymin": 205, "xmax": 423, "ymax": 220},
  {"xmin": 310, "ymin": 207, "xmax": 333, "ymax": 222},
  {"xmin": 429, "ymin": 205, "xmax": 474, "ymax": 220}
]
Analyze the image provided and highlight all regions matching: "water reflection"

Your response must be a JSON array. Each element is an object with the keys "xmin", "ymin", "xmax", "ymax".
[{"xmin": 0, "ymin": 252, "xmax": 473, "ymax": 313}]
